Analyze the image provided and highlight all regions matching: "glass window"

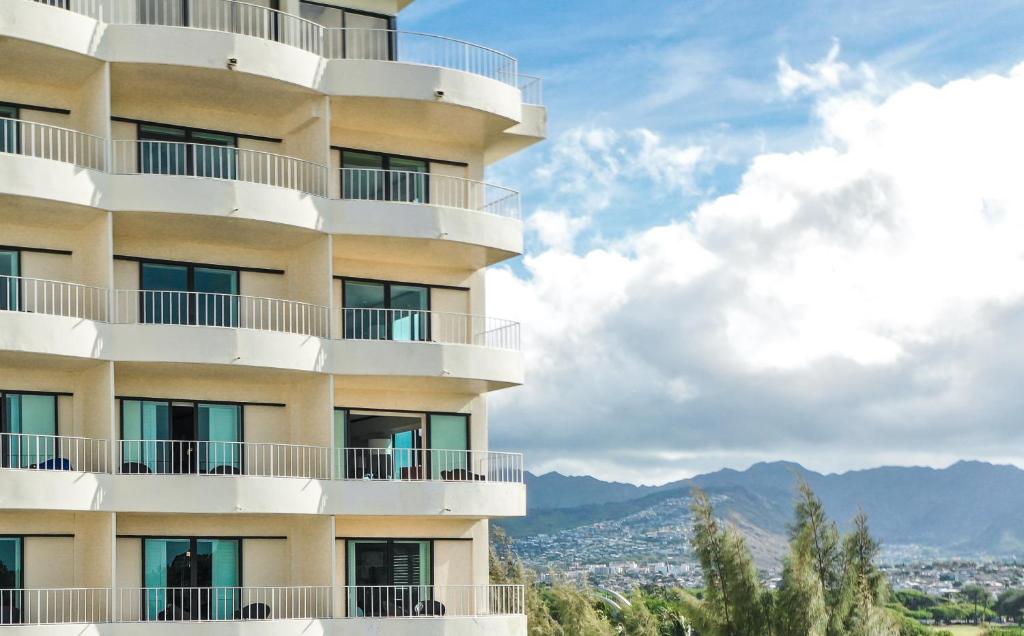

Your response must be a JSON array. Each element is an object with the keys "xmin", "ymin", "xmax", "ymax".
[
  {"xmin": 429, "ymin": 414, "xmax": 469, "ymax": 479},
  {"xmin": 333, "ymin": 409, "xmax": 347, "ymax": 478},
  {"xmin": 0, "ymin": 537, "xmax": 22, "ymax": 617},
  {"xmin": 144, "ymin": 537, "xmax": 240, "ymax": 621},
  {"xmin": 3, "ymin": 394, "xmax": 57, "ymax": 469},
  {"xmin": 342, "ymin": 151, "xmax": 386, "ymax": 200},
  {"xmin": 389, "ymin": 285, "xmax": 428, "ymax": 341},
  {"xmin": 0, "ymin": 250, "xmax": 18, "ymax": 312},
  {"xmin": 193, "ymin": 267, "xmax": 238, "ymax": 328},
  {"xmin": 344, "ymin": 281, "xmax": 387, "ymax": 340},
  {"xmin": 0, "ymin": 105, "xmax": 18, "ymax": 155},
  {"xmin": 138, "ymin": 124, "xmax": 236, "ymax": 177},
  {"xmin": 191, "ymin": 132, "xmax": 236, "ymax": 180},
  {"xmin": 198, "ymin": 404, "xmax": 241, "ymax": 474},
  {"xmin": 121, "ymin": 399, "xmax": 171, "ymax": 474},
  {"xmin": 141, "ymin": 263, "xmax": 189, "ymax": 325},
  {"xmin": 138, "ymin": 124, "xmax": 188, "ymax": 176},
  {"xmin": 388, "ymin": 157, "xmax": 428, "ymax": 204},
  {"xmin": 347, "ymin": 539, "xmax": 430, "ymax": 616}
]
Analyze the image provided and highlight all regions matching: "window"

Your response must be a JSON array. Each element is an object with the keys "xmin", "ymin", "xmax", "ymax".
[
  {"xmin": 138, "ymin": 124, "xmax": 237, "ymax": 179},
  {"xmin": 0, "ymin": 393, "xmax": 57, "ymax": 469},
  {"xmin": 143, "ymin": 538, "xmax": 240, "ymax": 620},
  {"xmin": 121, "ymin": 400, "xmax": 242, "ymax": 475},
  {"xmin": 340, "ymin": 150, "xmax": 429, "ymax": 204},
  {"xmin": 340, "ymin": 409, "xmax": 425, "ymax": 480},
  {"xmin": 0, "ymin": 106, "xmax": 16, "ymax": 155},
  {"xmin": 347, "ymin": 539, "xmax": 431, "ymax": 617},
  {"xmin": 0, "ymin": 537, "xmax": 22, "ymax": 624},
  {"xmin": 428, "ymin": 414, "xmax": 469, "ymax": 480},
  {"xmin": 0, "ymin": 250, "xmax": 18, "ymax": 312},
  {"xmin": 139, "ymin": 261, "xmax": 239, "ymax": 327},
  {"xmin": 342, "ymin": 279, "xmax": 429, "ymax": 341},
  {"xmin": 299, "ymin": 2, "xmax": 394, "ymax": 59}
]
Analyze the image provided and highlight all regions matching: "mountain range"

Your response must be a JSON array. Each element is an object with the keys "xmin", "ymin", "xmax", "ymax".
[{"xmin": 500, "ymin": 460, "xmax": 1024, "ymax": 562}]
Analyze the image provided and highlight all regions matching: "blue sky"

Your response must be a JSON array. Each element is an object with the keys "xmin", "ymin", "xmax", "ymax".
[{"xmin": 404, "ymin": 1, "xmax": 1024, "ymax": 484}]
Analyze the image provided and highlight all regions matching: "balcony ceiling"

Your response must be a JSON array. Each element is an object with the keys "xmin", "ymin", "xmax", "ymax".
[
  {"xmin": 0, "ymin": 36, "xmax": 101, "ymax": 87},
  {"xmin": 113, "ymin": 211, "xmax": 321, "ymax": 250}
]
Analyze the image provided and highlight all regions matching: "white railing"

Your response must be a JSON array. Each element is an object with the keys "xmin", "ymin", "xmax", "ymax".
[
  {"xmin": 325, "ymin": 29, "xmax": 518, "ymax": 86},
  {"xmin": 342, "ymin": 308, "xmax": 521, "ymax": 351},
  {"xmin": 0, "ymin": 432, "xmax": 109, "ymax": 473},
  {"xmin": 108, "ymin": 0, "xmax": 323, "ymax": 54},
  {"xmin": 340, "ymin": 584, "xmax": 524, "ymax": 618},
  {"xmin": 117, "ymin": 586, "xmax": 332, "ymax": 622},
  {"xmin": 0, "ymin": 274, "xmax": 110, "ymax": 321},
  {"xmin": 119, "ymin": 439, "xmax": 330, "ymax": 479},
  {"xmin": 0, "ymin": 117, "xmax": 106, "ymax": 171},
  {"xmin": 111, "ymin": 140, "xmax": 329, "ymax": 196},
  {"xmin": 112, "ymin": 289, "xmax": 330, "ymax": 338},
  {"xmin": 340, "ymin": 168, "xmax": 520, "ymax": 219},
  {"xmin": 28, "ymin": 0, "xmax": 103, "ymax": 19},
  {"xmin": 518, "ymin": 74, "xmax": 544, "ymax": 105},
  {"xmin": 0, "ymin": 588, "xmax": 111, "ymax": 625},
  {"xmin": 337, "ymin": 448, "xmax": 523, "ymax": 483}
]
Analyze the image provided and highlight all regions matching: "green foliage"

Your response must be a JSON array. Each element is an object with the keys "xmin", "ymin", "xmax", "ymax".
[
  {"xmin": 686, "ymin": 488, "xmax": 774, "ymax": 635},
  {"xmin": 546, "ymin": 583, "xmax": 616, "ymax": 636},
  {"xmin": 995, "ymin": 588, "xmax": 1024, "ymax": 621},
  {"xmin": 618, "ymin": 591, "xmax": 661, "ymax": 636}
]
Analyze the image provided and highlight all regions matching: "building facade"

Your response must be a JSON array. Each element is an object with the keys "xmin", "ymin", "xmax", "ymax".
[{"xmin": 0, "ymin": 0, "xmax": 544, "ymax": 633}]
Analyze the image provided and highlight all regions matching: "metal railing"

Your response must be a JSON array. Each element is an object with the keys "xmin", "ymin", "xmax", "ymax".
[
  {"xmin": 0, "ymin": 274, "xmax": 110, "ymax": 321},
  {"xmin": 0, "ymin": 588, "xmax": 111, "ymax": 625},
  {"xmin": 340, "ymin": 168, "xmax": 520, "ymax": 219},
  {"xmin": 337, "ymin": 448, "xmax": 523, "ymax": 483},
  {"xmin": 325, "ymin": 29, "xmax": 518, "ymax": 86},
  {"xmin": 0, "ymin": 117, "xmax": 106, "ymax": 171},
  {"xmin": 119, "ymin": 439, "xmax": 330, "ymax": 479},
  {"xmin": 340, "ymin": 584, "xmax": 524, "ymax": 618},
  {"xmin": 112, "ymin": 289, "xmax": 330, "ymax": 338},
  {"xmin": 28, "ymin": 0, "xmax": 103, "ymax": 19},
  {"xmin": 108, "ymin": 0, "xmax": 323, "ymax": 54},
  {"xmin": 518, "ymin": 74, "xmax": 544, "ymax": 105},
  {"xmin": 0, "ymin": 432, "xmax": 109, "ymax": 473},
  {"xmin": 111, "ymin": 140, "xmax": 329, "ymax": 196},
  {"xmin": 342, "ymin": 308, "xmax": 521, "ymax": 351},
  {"xmin": 117, "ymin": 586, "xmax": 332, "ymax": 622}
]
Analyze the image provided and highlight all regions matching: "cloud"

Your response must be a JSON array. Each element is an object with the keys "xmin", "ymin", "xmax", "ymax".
[
  {"xmin": 777, "ymin": 39, "xmax": 877, "ymax": 97},
  {"xmin": 490, "ymin": 62, "xmax": 1024, "ymax": 484}
]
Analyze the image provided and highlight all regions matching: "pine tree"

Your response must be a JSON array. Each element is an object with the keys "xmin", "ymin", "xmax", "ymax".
[
  {"xmin": 840, "ymin": 511, "xmax": 895, "ymax": 636},
  {"xmin": 686, "ymin": 489, "xmax": 773, "ymax": 636}
]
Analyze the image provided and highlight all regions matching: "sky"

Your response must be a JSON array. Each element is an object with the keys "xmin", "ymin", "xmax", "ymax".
[{"xmin": 403, "ymin": 1, "xmax": 1024, "ymax": 484}]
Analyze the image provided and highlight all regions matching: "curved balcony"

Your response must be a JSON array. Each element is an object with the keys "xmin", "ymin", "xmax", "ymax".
[
  {"xmin": 340, "ymin": 168, "xmax": 520, "ymax": 220},
  {"xmin": 110, "ymin": 139, "xmax": 328, "ymax": 197},
  {"xmin": 0, "ymin": 275, "xmax": 110, "ymax": 321},
  {"xmin": 0, "ymin": 434, "xmax": 525, "ymax": 515}
]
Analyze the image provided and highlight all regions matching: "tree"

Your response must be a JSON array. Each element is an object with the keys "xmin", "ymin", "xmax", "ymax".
[
  {"xmin": 619, "ymin": 591, "xmax": 662, "ymax": 636},
  {"xmin": 961, "ymin": 583, "xmax": 991, "ymax": 624},
  {"xmin": 839, "ymin": 511, "xmax": 895, "ymax": 635},
  {"xmin": 488, "ymin": 527, "xmax": 561, "ymax": 635},
  {"xmin": 777, "ymin": 479, "xmax": 844, "ymax": 636},
  {"xmin": 995, "ymin": 589, "xmax": 1024, "ymax": 622},
  {"xmin": 685, "ymin": 488, "xmax": 773, "ymax": 635},
  {"xmin": 546, "ymin": 583, "xmax": 615, "ymax": 636}
]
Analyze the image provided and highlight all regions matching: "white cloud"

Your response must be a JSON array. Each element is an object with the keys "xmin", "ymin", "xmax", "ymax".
[
  {"xmin": 491, "ymin": 62, "xmax": 1024, "ymax": 483},
  {"xmin": 777, "ymin": 39, "xmax": 876, "ymax": 97}
]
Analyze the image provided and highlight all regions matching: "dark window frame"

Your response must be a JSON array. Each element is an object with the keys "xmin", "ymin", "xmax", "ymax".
[
  {"xmin": 338, "ymin": 148, "xmax": 431, "ymax": 204},
  {"xmin": 342, "ymin": 538, "xmax": 435, "ymax": 587},
  {"xmin": 340, "ymin": 277, "xmax": 431, "ymax": 341},
  {"xmin": 118, "ymin": 398, "xmax": 246, "ymax": 475},
  {"xmin": 140, "ymin": 536, "xmax": 243, "ymax": 619},
  {"xmin": 137, "ymin": 260, "xmax": 241, "ymax": 328},
  {"xmin": 136, "ymin": 123, "xmax": 239, "ymax": 177},
  {"xmin": 0, "ymin": 391, "xmax": 59, "ymax": 470},
  {"xmin": 0, "ymin": 248, "xmax": 21, "ymax": 312}
]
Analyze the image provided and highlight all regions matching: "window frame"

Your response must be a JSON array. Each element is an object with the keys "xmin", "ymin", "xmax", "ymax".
[
  {"xmin": 137, "ymin": 259, "xmax": 241, "ymax": 328},
  {"xmin": 340, "ymin": 277, "xmax": 431, "ymax": 342},
  {"xmin": 0, "ymin": 391, "xmax": 59, "ymax": 469},
  {"xmin": 136, "ymin": 123, "xmax": 238, "ymax": 177}
]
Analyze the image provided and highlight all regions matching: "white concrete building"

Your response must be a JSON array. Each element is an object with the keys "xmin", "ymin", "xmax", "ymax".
[{"xmin": 0, "ymin": 1, "xmax": 545, "ymax": 633}]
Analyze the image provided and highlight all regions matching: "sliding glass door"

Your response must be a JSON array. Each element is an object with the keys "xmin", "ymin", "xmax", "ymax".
[
  {"xmin": 0, "ymin": 537, "xmax": 22, "ymax": 624},
  {"xmin": 348, "ymin": 540, "xmax": 431, "ymax": 617},
  {"xmin": 144, "ymin": 538, "xmax": 240, "ymax": 620},
  {"xmin": 429, "ymin": 414, "xmax": 469, "ymax": 480},
  {"xmin": 138, "ymin": 124, "xmax": 237, "ymax": 179},
  {"xmin": 343, "ymin": 280, "xmax": 428, "ymax": 342},
  {"xmin": 0, "ymin": 250, "xmax": 18, "ymax": 312},
  {"xmin": 1, "ymin": 393, "xmax": 57, "ymax": 469},
  {"xmin": 340, "ymin": 150, "xmax": 428, "ymax": 203},
  {"xmin": 140, "ymin": 262, "xmax": 239, "ymax": 327},
  {"xmin": 122, "ymin": 400, "xmax": 242, "ymax": 475}
]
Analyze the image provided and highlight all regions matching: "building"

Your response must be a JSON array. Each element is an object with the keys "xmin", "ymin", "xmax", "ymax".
[{"xmin": 0, "ymin": 0, "xmax": 545, "ymax": 633}]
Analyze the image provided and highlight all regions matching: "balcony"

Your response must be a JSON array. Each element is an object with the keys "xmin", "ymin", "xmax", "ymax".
[
  {"xmin": 0, "ymin": 585, "xmax": 523, "ymax": 630},
  {"xmin": 110, "ymin": 139, "xmax": 329, "ymax": 197},
  {"xmin": 339, "ymin": 168, "xmax": 520, "ymax": 220}
]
